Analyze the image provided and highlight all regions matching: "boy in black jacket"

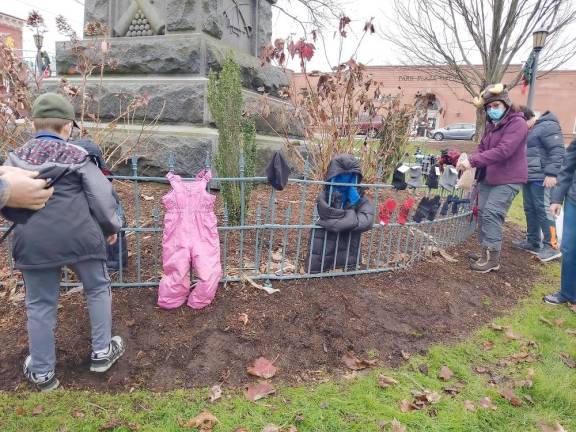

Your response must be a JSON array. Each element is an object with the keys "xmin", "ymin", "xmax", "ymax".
[{"xmin": 3, "ymin": 93, "xmax": 125, "ymax": 391}]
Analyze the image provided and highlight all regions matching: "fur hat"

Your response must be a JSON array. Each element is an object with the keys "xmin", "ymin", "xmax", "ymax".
[{"xmin": 472, "ymin": 83, "xmax": 511, "ymax": 108}]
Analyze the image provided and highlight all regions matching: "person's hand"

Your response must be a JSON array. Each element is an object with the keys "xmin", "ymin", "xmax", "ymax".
[
  {"xmin": 107, "ymin": 234, "xmax": 118, "ymax": 245},
  {"xmin": 2, "ymin": 170, "xmax": 53, "ymax": 210},
  {"xmin": 457, "ymin": 159, "xmax": 472, "ymax": 171},
  {"xmin": 550, "ymin": 203, "xmax": 562, "ymax": 218},
  {"xmin": 543, "ymin": 176, "xmax": 557, "ymax": 188}
]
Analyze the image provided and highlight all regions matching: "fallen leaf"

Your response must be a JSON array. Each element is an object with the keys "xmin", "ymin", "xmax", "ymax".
[
  {"xmin": 183, "ymin": 411, "xmax": 219, "ymax": 430},
  {"xmin": 262, "ymin": 425, "xmax": 281, "ymax": 432},
  {"xmin": 401, "ymin": 350, "xmax": 411, "ymax": 360},
  {"xmin": 141, "ymin": 194, "xmax": 154, "ymax": 201},
  {"xmin": 391, "ymin": 419, "xmax": 406, "ymax": 432},
  {"xmin": 482, "ymin": 341, "xmax": 495, "ymax": 350},
  {"xmin": 73, "ymin": 410, "xmax": 86, "ymax": 418},
  {"xmin": 443, "ymin": 382, "xmax": 465, "ymax": 396},
  {"xmin": 504, "ymin": 327, "xmax": 521, "ymax": 340},
  {"xmin": 32, "ymin": 405, "xmax": 44, "ymax": 416},
  {"xmin": 566, "ymin": 328, "xmax": 576, "ymax": 336},
  {"xmin": 479, "ymin": 397, "xmax": 497, "ymax": 410},
  {"xmin": 475, "ymin": 366, "xmax": 489, "ymax": 374},
  {"xmin": 246, "ymin": 381, "xmax": 276, "ymax": 401},
  {"xmin": 233, "ymin": 429, "xmax": 249, "ymax": 432},
  {"xmin": 463, "ymin": 400, "xmax": 476, "ymax": 412},
  {"xmin": 100, "ymin": 419, "xmax": 122, "ymax": 431},
  {"xmin": 414, "ymin": 390, "xmax": 441, "ymax": 404},
  {"xmin": 554, "ymin": 318, "xmax": 565, "ymax": 327},
  {"xmin": 208, "ymin": 384, "xmax": 222, "ymax": 403},
  {"xmin": 126, "ymin": 319, "xmax": 136, "ymax": 327},
  {"xmin": 247, "ymin": 357, "xmax": 278, "ymax": 379},
  {"xmin": 127, "ymin": 423, "xmax": 141, "ymax": 431},
  {"xmin": 499, "ymin": 387, "xmax": 523, "ymax": 407},
  {"xmin": 418, "ymin": 363, "xmax": 429, "ymax": 375},
  {"xmin": 14, "ymin": 407, "xmax": 24, "ymax": 416},
  {"xmin": 319, "ymin": 401, "xmax": 329, "ymax": 409},
  {"xmin": 559, "ymin": 352, "xmax": 576, "ymax": 368},
  {"xmin": 399, "ymin": 399, "xmax": 420, "ymax": 412},
  {"xmin": 538, "ymin": 420, "xmax": 567, "ymax": 432},
  {"xmin": 438, "ymin": 365, "xmax": 454, "ymax": 381},
  {"xmin": 438, "ymin": 249, "xmax": 458, "ymax": 262},
  {"xmin": 569, "ymin": 304, "xmax": 576, "ymax": 314},
  {"xmin": 377, "ymin": 374, "xmax": 399, "ymax": 389},
  {"xmin": 489, "ymin": 323, "xmax": 504, "ymax": 331},
  {"xmin": 524, "ymin": 395, "xmax": 535, "ymax": 405},
  {"xmin": 294, "ymin": 414, "xmax": 305, "ymax": 423},
  {"xmin": 238, "ymin": 313, "xmax": 249, "ymax": 326},
  {"xmin": 342, "ymin": 351, "xmax": 378, "ymax": 370},
  {"xmin": 539, "ymin": 316, "xmax": 554, "ymax": 326}
]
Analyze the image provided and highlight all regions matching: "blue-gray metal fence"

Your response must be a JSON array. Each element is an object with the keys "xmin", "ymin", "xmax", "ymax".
[{"xmin": 0, "ymin": 156, "xmax": 476, "ymax": 288}]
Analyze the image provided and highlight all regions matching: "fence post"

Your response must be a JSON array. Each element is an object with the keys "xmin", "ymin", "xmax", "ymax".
[
  {"xmin": 131, "ymin": 156, "xmax": 142, "ymax": 285},
  {"xmin": 239, "ymin": 152, "xmax": 245, "ymax": 275}
]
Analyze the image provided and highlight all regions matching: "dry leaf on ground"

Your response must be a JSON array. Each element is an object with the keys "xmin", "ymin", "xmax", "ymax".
[
  {"xmin": 538, "ymin": 420, "xmax": 567, "ymax": 432},
  {"xmin": 238, "ymin": 313, "xmax": 249, "ymax": 326},
  {"xmin": 482, "ymin": 341, "xmax": 495, "ymax": 350},
  {"xmin": 443, "ymin": 382, "xmax": 465, "ymax": 396},
  {"xmin": 247, "ymin": 357, "xmax": 278, "ymax": 379},
  {"xmin": 182, "ymin": 411, "xmax": 219, "ymax": 430},
  {"xmin": 262, "ymin": 425, "xmax": 281, "ymax": 432},
  {"xmin": 32, "ymin": 405, "xmax": 44, "ymax": 416},
  {"xmin": 464, "ymin": 400, "xmax": 476, "ymax": 412},
  {"xmin": 100, "ymin": 419, "xmax": 122, "ymax": 431},
  {"xmin": 438, "ymin": 365, "xmax": 454, "ymax": 381},
  {"xmin": 378, "ymin": 374, "xmax": 399, "ymax": 388},
  {"xmin": 401, "ymin": 350, "xmax": 411, "ymax": 360},
  {"xmin": 342, "ymin": 351, "xmax": 378, "ymax": 370},
  {"xmin": 499, "ymin": 387, "xmax": 523, "ymax": 407},
  {"xmin": 399, "ymin": 399, "xmax": 420, "ymax": 412},
  {"xmin": 391, "ymin": 419, "xmax": 406, "ymax": 432},
  {"xmin": 418, "ymin": 363, "xmax": 429, "ymax": 375},
  {"xmin": 246, "ymin": 381, "xmax": 276, "ymax": 401},
  {"xmin": 559, "ymin": 352, "xmax": 576, "ymax": 368},
  {"xmin": 208, "ymin": 384, "xmax": 222, "ymax": 403},
  {"xmin": 504, "ymin": 327, "xmax": 521, "ymax": 340},
  {"xmin": 414, "ymin": 390, "xmax": 441, "ymax": 404},
  {"xmin": 479, "ymin": 397, "xmax": 497, "ymax": 410},
  {"xmin": 554, "ymin": 318, "xmax": 565, "ymax": 327},
  {"xmin": 565, "ymin": 328, "xmax": 576, "ymax": 335},
  {"xmin": 489, "ymin": 323, "xmax": 504, "ymax": 331},
  {"xmin": 475, "ymin": 366, "xmax": 489, "ymax": 374},
  {"xmin": 14, "ymin": 407, "xmax": 24, "ymax": 416},
  {"xmin": 539, "ymin": 316, "xmax": 554, "ymax": 326}
]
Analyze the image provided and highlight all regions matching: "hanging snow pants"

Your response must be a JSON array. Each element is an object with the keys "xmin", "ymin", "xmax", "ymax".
[{"xmin": 158, "ymin": 171, "xmax": 222, "ymax": 310}]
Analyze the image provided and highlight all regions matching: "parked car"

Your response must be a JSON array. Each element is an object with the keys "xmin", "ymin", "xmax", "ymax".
[
  {"xmin": 353, "ymin": 115, "xmax": 383, "ymax": 138},
  {"xmin": 429, "ymin": 123, "xmax": 476, "ymax": 141}
]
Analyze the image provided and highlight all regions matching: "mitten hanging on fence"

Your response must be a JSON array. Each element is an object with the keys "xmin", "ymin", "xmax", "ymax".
[
  {"xmin": 426, "ymin": 162, "xmax": 439, "ymax": 189},
  {"xmin": 412, "ymin": 197, "xmax": 431, "ymax": 223},
  {"xmin": 379, "ymin": 198, "xmax": 397, "ymax": 225},
  {"xmin": 398, "ymin": 196, "xmax": 415, "ymax": 225},
  {"xmin": 427, "ymin": 195, "xmax": 442, "ymax": 221},
  {"xmin": 440, "ymin": 195, "xmax": 455, "ymax": 216},
  {"xmin": 451, "ymin": 198, "xmax": 471, "ymax": 215},
  {"xmin": 392, "ymin": 164, "xmax": 408, "ymax": 190}
]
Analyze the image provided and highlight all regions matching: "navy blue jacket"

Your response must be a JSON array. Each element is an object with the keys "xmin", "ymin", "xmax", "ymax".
[
  {"xmin": 552, "ymin": 137, "xmax": 576, "ymax": 205},
  {"xmin": 526, "ymin": 111, "xmax": 565, "ymax": 181}
]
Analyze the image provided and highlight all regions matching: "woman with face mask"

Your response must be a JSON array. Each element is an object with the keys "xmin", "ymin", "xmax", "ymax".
[{"xmin": 457, "ymin": 83, "xmax": 528, "ymax": 273}]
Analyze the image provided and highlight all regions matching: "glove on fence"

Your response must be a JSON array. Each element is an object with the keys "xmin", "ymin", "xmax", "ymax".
[
  {"xmin": 392, "ymin": 164, "xmax": 408, "ymax": 190},
  {"xmin": 379, "ymin": 198, "xmax": 397, "ymax": 225},
  {"xmin": 412, "ymin": 196, "xmax": 431, "ymax": 223},
  {"xmin": 427, "ymin": 195, "xmax": 442, "ymax": 221},
  {"xmin": 440, "ymin": 195, "xmax": 456, "ymax": 216},
  {"xmin": 398, "ymin": 196, "xmax": 416, "ymax": 225}
]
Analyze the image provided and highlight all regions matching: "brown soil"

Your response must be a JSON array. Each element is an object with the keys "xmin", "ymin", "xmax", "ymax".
[{"xmin": 0, "ymin": 225, "xmax": 541, "ymax": 393}]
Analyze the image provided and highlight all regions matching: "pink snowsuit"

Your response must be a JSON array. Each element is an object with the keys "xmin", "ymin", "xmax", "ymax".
[{"xmin": 158, "ymin": 170, "xmax": 222, "ymax": 309}]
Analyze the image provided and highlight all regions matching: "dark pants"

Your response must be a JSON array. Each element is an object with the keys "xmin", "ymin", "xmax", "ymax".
[
  {"xmin": 560, "ymin": 198, "xmax": 576, "ymax": 302},
  {"xmin": 523, "ymin": 182, "xmax": 558, "ymax": 248}
]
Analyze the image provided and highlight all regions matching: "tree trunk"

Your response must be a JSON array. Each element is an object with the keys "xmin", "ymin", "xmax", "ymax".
[{"xmin": 474, "ymin": 107, "xmax": 486, "ymax": 144}]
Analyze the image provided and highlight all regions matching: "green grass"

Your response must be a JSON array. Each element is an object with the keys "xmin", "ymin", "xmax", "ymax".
[
  {"xmin": 1, "ymin": 264, "xmax": 575, "ymax": 431},
  {"xmin": 507, "ymin": 192, "xmax": 527, "ymax": 228}
]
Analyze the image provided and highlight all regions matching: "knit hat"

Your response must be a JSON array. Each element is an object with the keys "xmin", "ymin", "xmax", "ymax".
[
  {"xmin": 439, "ymin": 165, "xmax": 458, "ymax": 191},
  {"xmin": 406, "ymin": 165, "xmax": 423, "ymax": 189},
  {"xmin": 32, "ymin": 93, "xmax": 79, "ymax": 128},
  {"xmin": 265, "ymin": 151, "xmax": 290, "ymax": 191},
  {"xmin": 472, "ymin": 83, "xmax": 511, "ymax": 108}
]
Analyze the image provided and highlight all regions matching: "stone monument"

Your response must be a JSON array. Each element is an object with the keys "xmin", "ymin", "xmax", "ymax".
[{"xmin": 53, "ymin": 0, "xmax": 297, "ymax": 175}]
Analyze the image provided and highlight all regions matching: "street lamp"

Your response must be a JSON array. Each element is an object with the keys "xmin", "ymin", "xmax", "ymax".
[
  {"xmin": 33, "ymin": 33, "xmax": 44, "ymax": 77},
  {"xmin": 527, "ymin": 28, "xmax": 549, "ymax": 109}
]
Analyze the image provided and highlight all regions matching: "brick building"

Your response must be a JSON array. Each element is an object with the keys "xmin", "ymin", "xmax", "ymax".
[
  {"xmin": 292, "ymin": 65, "xmax": 576, "ymax": 142},
  {"xmin": 0, "ymin": 12, "xmax": 25, "ymax": 53}
]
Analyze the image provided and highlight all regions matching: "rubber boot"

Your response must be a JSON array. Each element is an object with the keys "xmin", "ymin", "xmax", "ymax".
[{"xmin": 470, "ymin": 248, "xmax": 500, "ymax": 273}]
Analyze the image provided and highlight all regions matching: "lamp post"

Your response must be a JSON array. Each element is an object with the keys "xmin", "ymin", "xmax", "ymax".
[
  {"xmin": 33, "ymin": 33, "xmax": 44, "ymax": 77},
  {"xmin": 526, "ymin": 28, "xmax": 549, "ymax": 109}
]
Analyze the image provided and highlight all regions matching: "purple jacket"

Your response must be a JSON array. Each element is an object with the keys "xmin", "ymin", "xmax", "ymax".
[{"xmin": 469, "ymin": 111, "xmax": 528, "ymax": 186}]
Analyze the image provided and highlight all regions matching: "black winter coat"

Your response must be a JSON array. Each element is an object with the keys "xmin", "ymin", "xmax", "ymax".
[
  {"xmin": 527, "ymin": 111, "xmax": 565, "ymax": 181},
  {"xmin": 552, "ymin": 137, "xmax": 576, "ymax": 205},
  {"xmin": 306, "ymin": 155, "xmax": 375, "ymax": 273}
]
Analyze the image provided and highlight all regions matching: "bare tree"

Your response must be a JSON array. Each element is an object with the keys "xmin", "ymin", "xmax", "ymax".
[
  {"xmin": 384, "ymin": 0, "xmax": 576, "ymax": 132},
  {"xmin": 272, "ymin": 0, "xmax": 345, "ymax": 34}
]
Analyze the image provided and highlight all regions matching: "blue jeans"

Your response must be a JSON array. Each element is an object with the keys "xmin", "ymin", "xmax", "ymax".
[
  {"xmin": 523, "ymin": 182, "xmax": 557, "ymax": 248},
  {"xmin": 560, "ymin": 198, "xmax": 576, "ymax": 302}
]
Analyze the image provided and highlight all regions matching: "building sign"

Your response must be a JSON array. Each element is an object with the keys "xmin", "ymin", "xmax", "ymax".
[{"xmin": 399, "ymin": 75, "xmax": 448, "ymax": 81}]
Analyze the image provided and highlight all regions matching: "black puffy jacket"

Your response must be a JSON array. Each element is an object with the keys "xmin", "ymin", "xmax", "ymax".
[
  {"xmin": 552, "ymin": 137, "xmax": 576, "ymax": 205},
  {"xmin": 306, "ymin": 155, "xmax": 375, "ymax": 273},
  {"xmin": 526, "ymin": 111, "xmax": 565, "ymax": 181}
]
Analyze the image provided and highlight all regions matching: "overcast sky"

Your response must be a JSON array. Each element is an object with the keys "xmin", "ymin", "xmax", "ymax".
[{"xmin": 2, "ymin": 0, "xmax": 575, "ymax": 71}]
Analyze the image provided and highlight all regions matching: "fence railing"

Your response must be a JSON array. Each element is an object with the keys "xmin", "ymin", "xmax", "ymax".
[{"xmin": 0, "ymin": 156, "xmax": 476, "ymax": 289}]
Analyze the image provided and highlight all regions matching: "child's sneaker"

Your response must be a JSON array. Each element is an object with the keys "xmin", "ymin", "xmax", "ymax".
[
  {"xmin": 23, "ymin": 356, "xmax": 59, "ymax": 392},
  {"xmin": 90, "ymin": 336, "xmax": 125, "ymax": 373}
]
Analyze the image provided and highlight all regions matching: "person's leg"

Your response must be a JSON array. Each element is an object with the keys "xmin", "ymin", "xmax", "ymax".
[
  {"xmin": 560, "ymin": 199, "xmax": 576, "ymax": 301},
  {"xmin": 472, "ymin": 184, "xmax": 520, "ymax": 272},
  {"xmin": 73, "ymin": 259, "xmax": 125, "ymax": 372},
  {"xmin": 523, "ymin": 183, "xmax": 542, "ymax": 246},
  {"xmin": 536, "ymin": 187, "xmax": 563, "ymax": 262},
  {"xmin": 477, "ymin": 182, "xmax": 490, "ymax": 245},
  {"xmin": 22, "ymin": 268, "xmax": 61, "ymax": 374}
]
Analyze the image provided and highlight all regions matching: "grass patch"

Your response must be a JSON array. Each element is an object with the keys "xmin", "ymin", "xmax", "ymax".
[
  {"xmin": 507, "ymin": 192, "xmax": 527, "ymax": 228},
  {"xmin": 1, "ymin": 265, "xmax": 574, "ymax": 431}
]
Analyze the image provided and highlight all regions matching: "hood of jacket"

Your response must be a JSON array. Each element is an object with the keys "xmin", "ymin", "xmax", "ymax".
[
  {"xmin": 535, "ymin": 111, "xmax": 560, "ymax": 127},
  {"xmin": 325, "ymin": 154, "xmax": 362, "ymax": 181}
]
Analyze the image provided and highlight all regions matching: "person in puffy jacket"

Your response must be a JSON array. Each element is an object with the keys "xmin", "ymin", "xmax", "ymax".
[
  {"xmin": 513, "ymin": 107, "xmax": 565, "ymax": 263},
  {"xmin": 306, "ymin": 154, "xmax": 374, "ymax": 273},
  {"xmin": 458, "ymin": 83, "xmax": 528, "ymax": 273},
  {"xmin": 544, "ymin": 137, "xmax": 576, "ymax": 305}
]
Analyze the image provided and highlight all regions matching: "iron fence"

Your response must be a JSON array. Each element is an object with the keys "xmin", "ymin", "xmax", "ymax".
[{"xmin": 0, "ymin": 155, "xmax": 476, "ymax": 289}]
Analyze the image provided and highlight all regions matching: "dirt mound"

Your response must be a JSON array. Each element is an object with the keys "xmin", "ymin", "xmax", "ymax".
[{"xmin": 0, "ymin": 226, "xmax": 540, "ymax": 393}]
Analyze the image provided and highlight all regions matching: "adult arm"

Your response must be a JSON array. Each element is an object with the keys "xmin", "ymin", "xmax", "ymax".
[
  {"xmin": 540, "ymin": 122, "xmax": 565, "ymax": 177},
  {"xmin": 79, "ymin": 161, "xmax": 121, "ymax": 235},
  {"xmin": 469, "ymin": 119, "xmax": 528, "ymax": 168},
  {"xmin": 551, "ymin": 138, "xmax": 576, "ymax": 204}
]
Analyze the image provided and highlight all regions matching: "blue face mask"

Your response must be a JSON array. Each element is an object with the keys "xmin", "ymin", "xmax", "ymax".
[{"xmin": 487, "ymin": 107, "xmax": 505, "ymax": 121}]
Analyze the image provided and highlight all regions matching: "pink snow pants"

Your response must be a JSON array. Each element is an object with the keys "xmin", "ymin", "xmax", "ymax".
[{"xmin": 158, "ymin": 170, "xmax": 222, "ymax": 310}]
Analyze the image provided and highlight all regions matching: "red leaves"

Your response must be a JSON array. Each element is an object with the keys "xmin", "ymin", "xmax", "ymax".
[
  {"xmin": 287, "ymin": 39, "xmax": 316, "ymax": 62},
  {"xmin": 341, "ymin": 351, "xmax": 378, "ymax": 370},
  {"xmin": 245, "ymin": 381, "xmax": 276, "ymax": 401},
  {"xmin": 247, "ymin": 357, "xmax": 277, "ymax": 379}
]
